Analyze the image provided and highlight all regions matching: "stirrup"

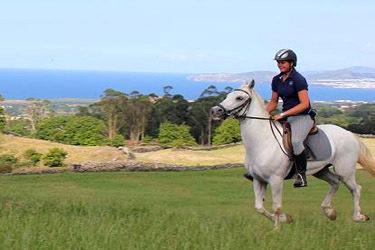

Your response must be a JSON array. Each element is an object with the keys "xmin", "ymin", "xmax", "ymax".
[{"xmin": 294, "ymin": 173, "xmax": 307, "ymax": 188}]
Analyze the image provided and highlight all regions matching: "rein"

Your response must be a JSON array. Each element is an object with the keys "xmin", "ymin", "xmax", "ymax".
[{"xmin": 241, "ymin": 115, "xmax": 291, "ymax": 159}]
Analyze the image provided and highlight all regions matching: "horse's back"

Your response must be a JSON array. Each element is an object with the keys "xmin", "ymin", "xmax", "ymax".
[
  {"xmin": 317, "ymin": 124, "xmax": 357, "ymax": 142},
  {"xmin": 317, "ymin": 124, "xmax": 361, "ymax": 166}
]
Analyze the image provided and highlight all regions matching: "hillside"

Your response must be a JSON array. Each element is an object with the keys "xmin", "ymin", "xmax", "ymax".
[{"xmin": 0, "ymin": 133, "xmax": 127, "ymax": 163}]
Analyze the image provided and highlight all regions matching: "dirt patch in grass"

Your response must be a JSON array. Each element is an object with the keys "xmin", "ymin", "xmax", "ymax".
[{"xmin": 134, "ymin": 146, "xmax": 246, "ymax": 166}]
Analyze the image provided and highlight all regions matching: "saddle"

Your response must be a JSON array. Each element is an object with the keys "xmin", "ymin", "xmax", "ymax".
[
  {"xmin": 244, "ymin": 121, "xmax": 331, "ymax": 182},
  {"xmin": 282, "ymin": 121, "xmax": 319, "ymax": 159}
]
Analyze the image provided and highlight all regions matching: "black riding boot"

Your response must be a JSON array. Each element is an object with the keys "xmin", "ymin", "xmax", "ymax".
[{"xmin": 293, "ymin": 151, "xmax": 307, "ymax": 188}]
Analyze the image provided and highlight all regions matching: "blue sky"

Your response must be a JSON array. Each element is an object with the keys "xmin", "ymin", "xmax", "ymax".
[{"xmin": 1, "ymin": 0, "xmax": 375, "ymax": 73}]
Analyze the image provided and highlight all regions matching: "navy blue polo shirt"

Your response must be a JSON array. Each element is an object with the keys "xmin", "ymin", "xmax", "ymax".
[{"xmin": 271, "ymin": 69, "xmax": 310, "ymax": 114}]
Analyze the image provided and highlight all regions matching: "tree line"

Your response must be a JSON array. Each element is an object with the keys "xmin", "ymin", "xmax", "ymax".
[
  {"xmin": 0, "ymin": 86, "xmax": 239, "ymax": 147},
  {"xmin": 1, "ymin": 88, "xmax": 374, "ymax": 149}
]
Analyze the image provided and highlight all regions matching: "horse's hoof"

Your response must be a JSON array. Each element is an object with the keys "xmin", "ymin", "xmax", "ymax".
[
  {"xmin": 279, "ymin": 214, "xmax": 294, "ymax": 224},
  {"xmin": 327, "ymin": 209, "xmax": 337, "ymax": 220},
  {"xmin": 322, "ymin": 206, "xmax": 337, "ymax": 221},
  {"xmin": 353, "ymin": 214, "xmax": 370, "ymax": 222},
  {"xmin": 329, "ymin": 211, "xmax": 337, "ymax": 221}
]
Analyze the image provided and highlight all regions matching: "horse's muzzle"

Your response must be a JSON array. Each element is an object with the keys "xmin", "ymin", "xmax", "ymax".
[{"xmin": 210, "ymin": 106, "xmax": 226, "ymax": 121}]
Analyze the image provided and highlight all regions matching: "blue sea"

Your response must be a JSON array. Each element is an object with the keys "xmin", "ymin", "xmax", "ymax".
[{"xmin": 0, "ymin": 68, "xmax": 374, "ymax": 102}]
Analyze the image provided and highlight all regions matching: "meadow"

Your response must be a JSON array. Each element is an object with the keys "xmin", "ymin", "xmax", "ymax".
[{"xmin": 0, "ymin": 168, "xmax": 374, "ymax": 250}]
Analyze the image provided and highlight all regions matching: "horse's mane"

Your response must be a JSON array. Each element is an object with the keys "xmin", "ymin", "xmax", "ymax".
[{"xmin": 252, "ymin": 90, "xmax": 267, "ymax": 110}]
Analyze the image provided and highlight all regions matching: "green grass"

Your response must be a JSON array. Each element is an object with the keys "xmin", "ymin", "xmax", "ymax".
[{"xmin": 0, "ymin": 169, "xmax": 374, "ymax": 250}]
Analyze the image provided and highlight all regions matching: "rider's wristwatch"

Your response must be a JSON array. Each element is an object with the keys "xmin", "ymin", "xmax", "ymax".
[{"xmin": 280, "ymin": 112, "xmax": 285, "ymax": 118}]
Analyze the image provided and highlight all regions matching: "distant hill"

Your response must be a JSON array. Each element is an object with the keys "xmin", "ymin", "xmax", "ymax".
[{"xmin": 189, "ymin": 66, "xmax": 375, "ymax": 89}]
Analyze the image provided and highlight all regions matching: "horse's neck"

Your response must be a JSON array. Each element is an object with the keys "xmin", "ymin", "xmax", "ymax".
[
  {"xmin": 241, "ymin": 91, "xmax": 276, "ymax": 142},
  {"xmin": 248, "ymin": 91, "xmax": 269, "ymax": 118}
]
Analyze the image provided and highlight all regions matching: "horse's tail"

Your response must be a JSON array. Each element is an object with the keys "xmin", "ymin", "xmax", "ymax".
[{"xmin": 357, "ymin": 138, "xmax": 375, "ymax": 176}]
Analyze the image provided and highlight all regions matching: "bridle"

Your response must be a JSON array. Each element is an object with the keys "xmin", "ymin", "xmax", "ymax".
[
  {"xmin": 217, "ymin": 88, "xmax": 252, "ymax": 119},
  {"xmin": 218, "ymin": 88, "xmax": 272, "ymax": 120},
  {"xmin": 217, "ymin": 88, "xmax": 291, "ymax": 158}
]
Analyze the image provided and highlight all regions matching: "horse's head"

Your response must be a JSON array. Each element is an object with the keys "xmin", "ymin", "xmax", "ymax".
[{"xmin": 211, "ymin": 79, "xmax": 255, "ymax": 121}]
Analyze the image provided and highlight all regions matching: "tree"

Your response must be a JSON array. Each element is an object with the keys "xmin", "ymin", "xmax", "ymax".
[
  {"xmin": 349, "ymin": 104, "xmax": 375, "ymax": 118},
  {"xmin": 36, "ymin": 115, "xmax": 107, "ymax": 146},
  {"xmin": 348, "ymin": 117, "xmax": 375, "ymax": 134},
  {"xmin": 97, "ymin": 89, "xmax": 128, "ymax": 140},
  {"xmin": 124, "ymin": 92, "xmax": 152, "ymax": 142},
  {"xmin": 5, "ymin": 119, "xmax": 32, "ymax": 136},
  {"xmin": 0, "ymin": 94, "xmax": 5, "ymax": 132},
  {"xmin": 212, "ymin": 118, "xmax": 241, "ymax": 145},
  {"xmin": 25, "ymin": 98, "xmax": 51, "ymax": 134},
  {"xmin": 146, "ymin": 94, "xmax": 189, "ymax": 138},
  {"xmin": 199, "ymin": 85, "xmax": 219, "ymax": 97},
  {"xmin": 158, "ymin": 122, "xmax": 197, "ymax": 147},
  {"xmin": 187, "ymin": 94, "xmax": 225, "ymax": 145},
  {"xmin": 163, "ymin": 85, "xmax": 173, "ymax": 98}
]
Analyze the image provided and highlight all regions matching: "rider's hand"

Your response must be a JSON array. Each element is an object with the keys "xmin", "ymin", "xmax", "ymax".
[{"xmin": 274, "ymin": 112, "xmax": 285, "ymax": 121}]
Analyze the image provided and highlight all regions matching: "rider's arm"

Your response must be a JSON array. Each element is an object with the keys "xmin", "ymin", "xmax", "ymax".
[
  {"xmin": 266, "ymin": 91, "xmax": 279, "ymax": 114},
  {"xmin": 282, "ymin": 90, "xmax": 310, "ymax": 117}
]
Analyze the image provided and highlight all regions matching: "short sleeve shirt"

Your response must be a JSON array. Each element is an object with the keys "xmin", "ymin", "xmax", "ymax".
[{"xmin": 271, "ymin": 69, "xmax": 310, "ymax": 114}]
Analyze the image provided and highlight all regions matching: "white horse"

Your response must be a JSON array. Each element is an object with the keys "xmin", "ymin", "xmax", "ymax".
[{"xmin": 211, "ymin": 80, "xmax": 375, "ymax": 227}]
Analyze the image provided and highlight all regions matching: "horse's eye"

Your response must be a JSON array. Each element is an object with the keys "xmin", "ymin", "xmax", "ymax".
[{"xmin": 236, "ymin": 96, "xmax": 244, "ymax": 101}]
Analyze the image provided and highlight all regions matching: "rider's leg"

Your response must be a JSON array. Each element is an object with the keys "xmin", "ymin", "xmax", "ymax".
[
  {"xmin": 293, "ymin": 151, "xmax": 308, "ymax": 187},
  {"xmin": 288, "ymin": 115, "xmax": 314, "ymax": 188}
]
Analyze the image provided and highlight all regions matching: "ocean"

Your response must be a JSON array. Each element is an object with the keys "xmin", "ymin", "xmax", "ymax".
[{"xmin": 0, "ymin": 68, "xmax": 374, "ymax": 102}]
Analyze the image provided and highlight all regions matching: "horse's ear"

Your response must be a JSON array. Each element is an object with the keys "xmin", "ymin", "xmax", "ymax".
[{"xmin": 248, "ymin": 79, "xmax": 255, "ymax": 89}]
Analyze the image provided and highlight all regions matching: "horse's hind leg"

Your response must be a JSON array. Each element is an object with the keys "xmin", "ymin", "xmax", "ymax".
[
  {"xmin": 313, "ymin": 165, "xmax": 340, "ymax": 220},
  {"xmin": 341, "ymin": 174, "xmax": 370, "ymax": 222}
]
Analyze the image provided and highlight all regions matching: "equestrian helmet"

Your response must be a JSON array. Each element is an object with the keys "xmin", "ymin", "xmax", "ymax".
[{"xmin": 274, "ymin": 49, "xmax": 297, "ymax": 66}]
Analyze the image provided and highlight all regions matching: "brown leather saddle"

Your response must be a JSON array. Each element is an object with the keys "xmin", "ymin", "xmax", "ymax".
[{"xmin": 282, "ymin": 121, "xmax": 319, "ymax": 159}]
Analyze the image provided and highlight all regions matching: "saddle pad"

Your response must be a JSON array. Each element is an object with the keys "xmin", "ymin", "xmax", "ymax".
[{"xmin": 305, "ymin": 128, "xmax": 332, "ymax": 161}]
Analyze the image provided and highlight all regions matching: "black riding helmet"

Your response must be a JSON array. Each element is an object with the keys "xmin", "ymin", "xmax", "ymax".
[{"xmin": 274, "ymin": 49, "xmax": 297, "ymax": 66}]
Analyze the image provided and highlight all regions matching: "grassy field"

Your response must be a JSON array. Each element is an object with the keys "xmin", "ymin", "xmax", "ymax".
[
  {"xmin": 0, "ymin": 134, "xmax": 374, "ymax": 249},
  {"xmin": 0, "ymin": 168, "xmax": 374, "ymax": 250}
]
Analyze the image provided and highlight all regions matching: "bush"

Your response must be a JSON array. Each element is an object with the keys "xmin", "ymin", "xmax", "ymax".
[
  {"xmin": 158, "ymin": 122, "xmax": 197, "ymax": 147},
  {"xmin": 23, "ymin": 149, "xmax": 43, "ymax": 166},
  {"xmin": 212, "ymin": 118, "xmax": 241, "ymax": 145},
  {"xmin": 108, "ymin": 134, "xmax": 125, "ymax": 147},
  {"xmin": 43, "ymin": 148, "xmax": 68, "ymax": 167},
  {"xmin": 36, "ymin": 116, "xmax": 107, "ymax": 146},
  {"xmin": 0, "ymin": 106, "xmax": 5, "ymax": 132},
  {"xmin": 348, "ymin": 117, "xmax": 375, "ymax": 134},
  {"xmin": 0, "ymin": 154, "xmax": 19, "ymax": 173}
]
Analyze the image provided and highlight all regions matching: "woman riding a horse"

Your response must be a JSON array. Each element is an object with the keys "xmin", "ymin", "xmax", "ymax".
[{"xmin": 267, "ymin": 49, "xmax": 314, "ymax": 188}]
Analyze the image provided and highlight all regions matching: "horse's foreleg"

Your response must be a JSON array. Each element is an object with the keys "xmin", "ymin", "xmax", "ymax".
[
  {"xmin": 269, "ymin": 176, "xmax": 293, "ymax": 227},
  {"xmin": 253, "ymin": 178, "xmax": 293, "ymax": 224},
  {"xmin": 253, "ymin": 179, "xmax": 273, "ymax": 220}
]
